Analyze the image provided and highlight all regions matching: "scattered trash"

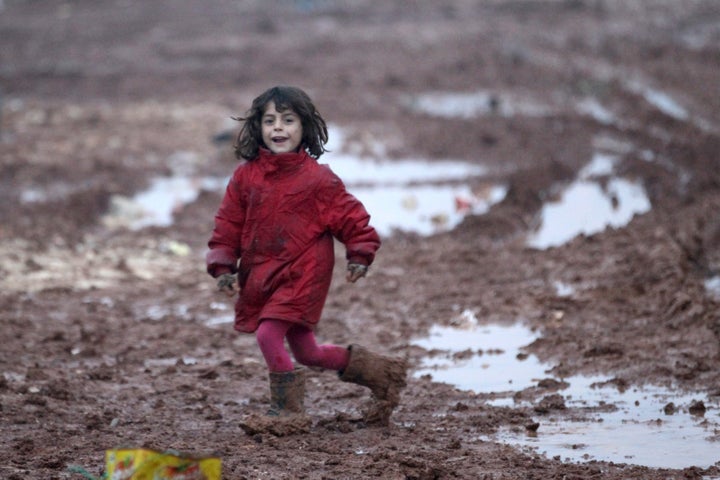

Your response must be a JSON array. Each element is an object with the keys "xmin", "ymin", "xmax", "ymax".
[
  {"xmin": 69, "ymin": 448, "xmax": 221, "ymax": 480},
  {"xmin": 160, "ymin": 240, "xmax": 192, "ymax": 257}
]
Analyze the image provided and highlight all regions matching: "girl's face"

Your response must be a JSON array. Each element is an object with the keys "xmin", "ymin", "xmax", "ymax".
[{"xmin": 261, "ymin": 101, "xmax": 303, "ymax": 154}]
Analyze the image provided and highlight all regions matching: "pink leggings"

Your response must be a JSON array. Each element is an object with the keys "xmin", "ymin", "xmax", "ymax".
[{"xmin": 255, "ymin": 318, "xmax": 350, "ymax": 373}]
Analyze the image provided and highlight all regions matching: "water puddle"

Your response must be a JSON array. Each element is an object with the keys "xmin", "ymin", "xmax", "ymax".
[
  {"xmin": 527, "ymin": 153, "xmax": 651, "ymax": 249},
  {"xmin": 553, "ymin": 281, "xmax": 576, "ymax": 297},
  {"xmin": 103, "ymin": 127, "xmax": 504, "ymax": 236},
  {"xmin": 623, "ymin": 79, "xmax": 716, "ymax": 134},
  {"xmin": 102, "ymin": 176, "xmax": 226, "ymax": 230},
  {"xmin": 403, "ymin": 90, "xmax": 552, "ymax": 119},
  {"xmin": 349, "ymin": 183, "xmax": 505, "ymax": 236},
  {"xmin": 20, "ymin": 183, "xmax": 77, "ymax": 204},
  {"xmin": 143, "ymin": 303, "xmax": 191, "ymax": 322},
  {"xmin": 203, "ymin": 302, "xmax": 235, "ymax": 327},
  {"xmin": 412, "ymin": 309, "xmax": 720, "ymax": 469},
  {"xmin": 144, "ymin": 356, "xmax": 198, "ymax": 368},
  {"xmin": 413, "ymin": 310, "xmax": 547, "ymax": 393},
  {"xmin": 326, "ymin": 127, "xmax": 506, "ymax": 236},
  {"xmin": 626, "ymin": 80, "xmax": 689, "ymax": 121},
  {"xmin": 576, "ymin": 98, "xmax": 616, "ymax": 125},
  {"xmin": 493, "ymin": 376, "xmax": 720, "ymax": 469},
  {"xmin": 706, "ymin": 276, "xmax": 720, "ymax": 301}
]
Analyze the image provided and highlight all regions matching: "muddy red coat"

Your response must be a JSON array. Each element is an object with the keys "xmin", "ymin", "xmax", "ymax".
[{"xmin": 206, "ymin": 148, "xmax": 381, "ymax": 333}]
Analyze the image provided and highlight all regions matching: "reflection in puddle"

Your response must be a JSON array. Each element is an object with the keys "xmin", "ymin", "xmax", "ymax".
[
  {"xmin": 350, "ymin": 184, "xmax": 505, "ymax": 237},
  {"xmin": 413, "ymin": 309, "xmax": 547, "ymax": 393},
  {"xmin": 326, "ymin": 127, "xmax": 505, "ymax": 236},
  {"xmin": 103, "ymin": 127, "xmax": 504, "ymax": 236},
  {"xmin": 528, "ymin": 153, "xmax": 651, "ymax": 249},
  {"xmin": 495, "ymin": 376, "xmax": 720, "ymax": 469},
  {"xmin": 412, "ymin": 311, "xmax": 720, "ymax": 469}
]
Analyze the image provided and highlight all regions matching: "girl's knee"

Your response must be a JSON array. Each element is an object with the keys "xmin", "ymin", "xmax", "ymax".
[
  {"xmin": 292, "ymin": 349, "xmax": 320, "ymax": 367},
  {"xmin": 256, "ymin": 319, "xmax": 294, "ymax": 372},
  {"xmin": 256, "ymin": 319, "xmax": 289, "ymax": 350}
]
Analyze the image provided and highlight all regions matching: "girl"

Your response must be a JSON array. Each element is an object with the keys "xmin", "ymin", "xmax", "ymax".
[{"xmin": 206, "ymin": 86, "xmax": 406, "ymax": 428}]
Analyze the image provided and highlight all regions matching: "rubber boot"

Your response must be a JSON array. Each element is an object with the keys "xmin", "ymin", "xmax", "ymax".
[
  {"xmin": 268, "ymin": 369, "xmax": 305, "ymax": 416},
  {"xmin": 239, "ymin": 368, "xmax": 311, "ymax": 436},
  {"xmin": 338, "ymin": 344, "xmax": 407, "ymax": 425}
]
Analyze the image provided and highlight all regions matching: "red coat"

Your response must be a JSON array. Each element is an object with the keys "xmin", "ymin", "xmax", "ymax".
[{"xmin": 206, "ymin": 148, "xmax": 381, "ymax": 333}]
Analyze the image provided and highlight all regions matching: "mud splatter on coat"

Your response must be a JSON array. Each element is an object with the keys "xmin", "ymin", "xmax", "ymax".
[{"xmin": 206, "ymin": 148, "xmax": 381, "ymax": 333}]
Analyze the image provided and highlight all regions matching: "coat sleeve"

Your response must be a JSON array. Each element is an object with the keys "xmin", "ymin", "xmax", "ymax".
[
  {"xmin": 206, "ymin": 169, "xmax": 246, "ymax": 277},
  {"xmin": 316, "ymin": 168, "xmax": 381, "ymax": 266}
]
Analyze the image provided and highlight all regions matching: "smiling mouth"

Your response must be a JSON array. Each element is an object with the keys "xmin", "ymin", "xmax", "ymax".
[{"xmin": 272, "ymin": 137, "xmax": 287, "ymax": 143}]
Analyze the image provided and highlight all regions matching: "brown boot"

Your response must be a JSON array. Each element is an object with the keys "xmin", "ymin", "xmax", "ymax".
[
  {"xmin": 240, "ymin": 369, "xmax": 311, "ymax": 437},
  {"xmin": 339, "ymin": 344, "xmax": 407, "ymax": 425}
]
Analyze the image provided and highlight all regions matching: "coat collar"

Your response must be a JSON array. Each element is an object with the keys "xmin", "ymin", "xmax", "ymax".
[{"xmin": 257, "ymin": 147, "xmax": 311, "ymax": 176}]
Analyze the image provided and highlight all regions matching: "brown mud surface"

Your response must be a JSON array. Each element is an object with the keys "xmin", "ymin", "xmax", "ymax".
[{"xmin": 2, "ymin": 1, "xmax": 720, "ymax": 478}]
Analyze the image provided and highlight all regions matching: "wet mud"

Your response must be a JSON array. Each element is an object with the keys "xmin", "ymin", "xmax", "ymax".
[{"xmin": 1, "ymin": 1, "xmax": 720, "ymax": 478}]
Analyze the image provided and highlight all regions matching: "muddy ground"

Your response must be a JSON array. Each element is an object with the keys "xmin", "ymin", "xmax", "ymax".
[{"xmin": 2, "ymin": 0, "xmax": 720, "ymax": 478}]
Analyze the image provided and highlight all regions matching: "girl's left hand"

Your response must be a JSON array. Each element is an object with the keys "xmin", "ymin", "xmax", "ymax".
[{"xmin": 346, "ymin": 263, "xmax": 368, "ymax": 283}]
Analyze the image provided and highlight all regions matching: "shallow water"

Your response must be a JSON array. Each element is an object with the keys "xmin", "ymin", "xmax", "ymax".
[
  {"xmin": 404, "ymin": 90, "xmax": 551, "ymax": 119},
  {"xmin": 411, "ymin": 310, "xmax": 720, "ymax": 469},
  {"xmin": 527, "ymin": 153, "xmax": 652, "ymax": 249},
  {"xmin": 705, "ymin": 276, "xmax": 720, "ymax": 301},
  {"xmin": 626, "ymin": 80, "xmax": 689, "ymax": 121},
  {"xmin": 350, "ymin": 183, "xmax": 505, "ymax": 236},
  {"xmin": 103, "ymin": 127, "xmax": 502, "ymax": 236},
  {"xmin": 413, "ymin": 312, "xmax": 548, "ymax": 393},
  {"xmin": 496, "ymin": 376, "xmax": 720, "ymax": 469},
  {"xmin": 576, "ymin": 98, "xmax": 616, "ymax": 125},
  {"xmin": 324, "ymin": 127, "xmax": 505, "ymax": 236},
  {"xmin": 102, "ymin": 176, "xmax": 226, "ymax": 230}
]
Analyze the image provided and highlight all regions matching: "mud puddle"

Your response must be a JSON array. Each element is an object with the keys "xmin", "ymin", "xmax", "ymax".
[
  {"xmin": 348, "ymin": 183, "xmax": 505, "ymax": 236},
  {"xmin": 413, "ymin": 309, "xmax": 547, "ymax": 394},
  {"xmin": 102, "ymin": 127, "xmax": 505, "ymax": 236},
  {"xmin": 411, "ymin": 310, "xmax": 720, "ymax": 469},
  {"xmin": 496, "ymin": 376, "xmax": 720, "ymax": 469},
  {"xmin": 102, "ymin": 176, "xmax": 225, "ymax": 230},
  {"xmin": 402, "ymin": 90, "xmax": 655, "ymax": 247},
  {"xmin": 203, "ymin": 302, "xmax": 235, "ymax": 327},
  {"xmin": 630, "ymin": 81, "xmax": 689, "ymax": 121},
  {"xmin": 323, "ymin": 127, "xmax": 506, "ymax": 236},
  {"xmin": 402, "ymin": 90, "xmax": 552, "ymax": 118},
  {"xmin": 622, "ymin": 78, "xmax": 717, "ymax": 133},
  {"xmin": 705, "ymin": 275, "xmax": 720, "ymax": 300},
  {"xmin": 527, "ymin": 152, "xmax": 651, "ymax": 249}
]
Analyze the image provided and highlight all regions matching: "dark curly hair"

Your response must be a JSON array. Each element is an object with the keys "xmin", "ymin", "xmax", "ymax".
[{"xmin": 233, "ymin": 86, "xmax": 329, "ymax": 160}]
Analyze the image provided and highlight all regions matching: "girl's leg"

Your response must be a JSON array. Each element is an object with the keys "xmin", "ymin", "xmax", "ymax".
[
  {"xmin": 255, "ymin": 319, "xmax": 294, "ymax": 372},
  {"xmin": 286, "ymin": 325, "xmax": 350, "ymax": 371}
]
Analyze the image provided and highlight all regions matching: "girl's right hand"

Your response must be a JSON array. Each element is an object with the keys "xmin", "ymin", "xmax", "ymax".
[{"xmin": 217, "ymin": 273, "xmax": 240, "ymax": 297}]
